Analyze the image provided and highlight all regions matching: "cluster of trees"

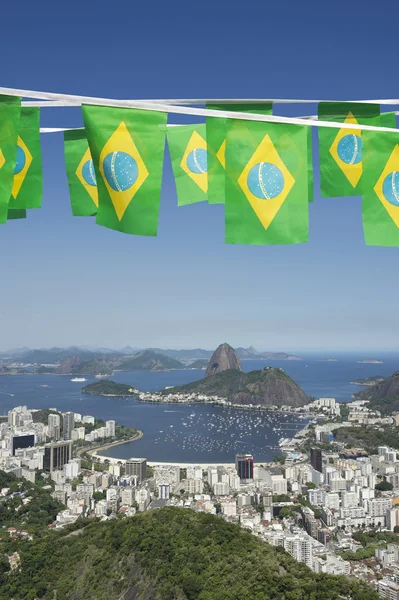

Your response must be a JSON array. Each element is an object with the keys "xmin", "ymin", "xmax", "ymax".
[
  {"xmin": 334, "ymin": 425, "xmax": 399, "ymax": 453},
  {"xmin": 0, "ymin": 471, "xmax": 64, "ymax": 534},
  {"xmin": 0, "ymin": 507, "xmax": 379, "ymax": 599}
]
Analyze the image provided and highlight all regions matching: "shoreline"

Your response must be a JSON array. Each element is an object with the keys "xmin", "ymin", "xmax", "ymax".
[{"xmin": 76, "ymin": 430, "xmax": 144, "ymax": 461}]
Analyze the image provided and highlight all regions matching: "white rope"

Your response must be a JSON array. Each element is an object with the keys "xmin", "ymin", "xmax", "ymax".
[
  {"xmin": 9, "ymin": 87, "xmax": 399, "ymax": 106},
  {"xmin": 7, "ymin": 86, "xmax": 399, "ymax": 134}
]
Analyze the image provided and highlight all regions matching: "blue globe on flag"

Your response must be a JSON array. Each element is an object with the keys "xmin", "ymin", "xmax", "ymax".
[
  {"xmin": 14, "ymin": 145, "xmax": 26, "ymax": 175},
  {"xmin": 247, "ymin": 162, "xmax": 285, "ymax": 199},
  {"xmin": 103, "ymin": 151, "xmax": 138, "ymax": 192},
  {"xmin": 82, "ymin": 159, "xmax": 97, "ymax": 187},
  {"xmin": 186, "ymin": 148, "xmax": 208, "ymax": 174},
  {"xmin": 382, "ymin": 171, "xmax": 399, "ymax": 206},
  {"xmin": 337, "ymin": 134, "xmax": 362, "ymax": 165}
]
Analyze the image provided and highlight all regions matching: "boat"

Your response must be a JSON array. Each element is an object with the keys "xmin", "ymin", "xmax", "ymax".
[{"xmin": 70, "ymin": 377, "xmax": 87, "ymax": 382}]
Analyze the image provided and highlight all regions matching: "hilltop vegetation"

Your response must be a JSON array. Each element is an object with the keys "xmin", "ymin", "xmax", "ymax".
[
  {"xmin": 82, "ymin": 380, "xmax": 136, "ymax": 396},
  {"xmin": 334, "ymin": 425, "xmax": 399, "ymax": 453},
  {"xmin": 0, "ymin": 507, "xmax": 378, "ymax": 600},
  {"xmin": 167, "ymin": 366, "xmax": 309, "ymax": 407}
]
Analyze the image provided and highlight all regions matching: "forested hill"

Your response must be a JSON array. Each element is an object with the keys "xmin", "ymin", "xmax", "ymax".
[
  {"xmin": 168, "ymin": 366, "xmax": 309, "ymax": 407},
  {"xmin": 1, "ymin": 507, "xmax": 378, "ymax": 600},
  {"xmin": 82, "ymin": 380, "xmax": 136, "ymax": 396}
]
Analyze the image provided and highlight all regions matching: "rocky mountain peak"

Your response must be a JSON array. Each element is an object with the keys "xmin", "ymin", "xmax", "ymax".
[{"xmin": 205, "ymin": 343, "xmax": 242, "ymax": 377}]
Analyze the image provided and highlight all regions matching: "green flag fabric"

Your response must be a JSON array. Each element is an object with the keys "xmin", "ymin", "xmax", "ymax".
[
  {"xmin": 225, "ymin": 120, "xmax": 309, "ymax": 245},
  {"xmin": 380, "ymin": 112, "xmax": 397, "ymax": 129},
  {"xmin": 64, "ymin": 130, "xmax": 98, "ymax": 216},
  {"xmin": 362, "ymin": 130, "xmax": 399, "ymax": 246},
  {"xmin": 0, "ymin": 95, "xmax": 21, "ymax": 223},
  {"xmin": 7, "ymin": 209, "xmax": 26, "ymax": 220},
  {"xmin": 9, "ymin": 107, "xmax": 42, "ymax": 210},
  {"xmin": 318, "ymin": 102, "xmax": 380, "ymax": 198},
  {"xmin": 206, "ymin": 103, "xmax": 273, "ymax": 205},
  {"xmin": 167, "ymin": 124, "xmax": 207, "ymax": 206},
  {"xmin": 82, "ymin": 105, "xmax": 167, "ymax": 235},
  {"xmin": 307, "ymin": 127, "xmax": 314, "ymax": 202}
]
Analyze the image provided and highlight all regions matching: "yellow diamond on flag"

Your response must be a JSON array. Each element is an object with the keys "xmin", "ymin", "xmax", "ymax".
[
  {"xmin": 216, "ymin": 139, "xmax": 226, "ymax": 168},
  {"xmin": 12, "ymin": 136, "xmax": 33, "ymax": 199},
  {"xmin": 76, "ymin": 147, "xmax": 98, "ymax": 207},
  {"xmin": 99, "ymin": 121, "xmax": 149, "ymax": 221},
  {"xmin": 0, "ymin": 149, "xmax": 4, "ymax": 170},
  {"xmin": 373, "ymin": 143, "xmax": 399, "ymax": 228},
  {"xmin": 329, "ymin": 111, "xmax": 362, "ymax": 188},
  {"xmin": 237, "ymin": 134, "xmax": 295, "ymax": 230},
  {"xmin": 180, "ymin": 130, "xmax": 208, "ymax": 193}
]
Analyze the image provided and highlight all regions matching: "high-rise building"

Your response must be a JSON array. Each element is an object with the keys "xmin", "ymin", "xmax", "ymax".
[
  {"xmin": 310, "ymin": 448, "xmax": 322, "ymax": 473},
  {"xmin": 63, "ymin": 412, "xmax": 75, "ymax": 441},
  {"xmin": 105, "ymin": 420, "xmax": 116, "ymax": 438},
  {"xmin": 48, "ymin": 414, "xmax": 61, "ymax": 439},
  {"xmin": 43, "ymin": 441, "xmax": 72, "ymax": 472},
  {"xmin": 125, "ymin": 458, "xmax": 147, "ymax": 482},
  {"xmin": 11, "ymin": 434, "xmax": 35, "ymax": 456},
  {"xmin": 235, "ymin": 454, "xmax": 254, "ymax": 483},
  {"xmin": 158, "ymin": 483, "xmax": 170, "ymax": 500}
]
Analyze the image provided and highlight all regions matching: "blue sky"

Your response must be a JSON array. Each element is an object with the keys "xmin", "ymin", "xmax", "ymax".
[{"xmin": 0, "ymin": 0, "xmax": 398, "ymax": 353}]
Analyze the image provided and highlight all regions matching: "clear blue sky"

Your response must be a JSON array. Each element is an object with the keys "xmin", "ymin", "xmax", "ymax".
[{"xmin": 0, "ymin": 0, "xmax": 398, "ymax": 353}]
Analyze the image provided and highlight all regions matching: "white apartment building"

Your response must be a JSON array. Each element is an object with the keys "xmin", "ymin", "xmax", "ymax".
[
  {"xmin": 366, "ymin": 498, "xmax": 392, "ymax": 518},
  {"xmin": 325, "ymin": 493, "xmax": 340, "ymax": 510},
  {"xmin": 213, "ymin": 482, "xmax": 229, "ymax": 496},
  {"xmin": 120, "ymin": 487, "xmax": 135, "ymax": 506},
  {"xmin": 158, "ymin": 483, "xmax": 170, "ymax": 500},
  {"xmin": 186, "ymin": 465, "xmax": 203, "ymax": 480},
  {"xmin": 105, "ymin": 420, "xmax": 116, "ymax": 437},
  {"xmin": 271, "ymin": 475, "xmax": 287, "ymax": 494},
  {"xmin": 308, "ymin": 489, "xmax": 326, "ymax": 506}
]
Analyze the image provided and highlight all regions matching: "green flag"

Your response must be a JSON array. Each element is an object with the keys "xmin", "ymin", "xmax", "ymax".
[
  {"xmin": 7, "ymin": 209, "xmax": 26, "ymax": 220},
  {"xmin": 380, "ymin": 112, "xmax": 397, "ymax": 128},
  {"xmin": 167, "ymin": 124, "xmax": 207, "ymax": 206},
  {"xmin": 64, "ymin": 130, "xmax": 98, "ymax": 216},
  {"xmin": 206, "ymin": 103, "xmax": 273, "ymax": 204},
  {"xmin": 307, "ymin": 127, "xmax": 314, "ymax": 202},
  {"xmin": 318, "ymin": 102, "xmax": 380, "ymax": 198},
  {"xmin": 0, "ymin": 95, "xmax": 21, "ymax": 223},
  {"xmin": 362, "ymin": 130, "xmax": 399, "ymax": 246},
  {"xmin": 225, "ymin": 120, "xmax": 309, "ymax": 245},
  {"xmin": 82, "ymin": 105, "xmax": 167, "ymax": 235},
  {"xmin": 9, "ymin": 107, "xmax": 42, "ymax": 210}
]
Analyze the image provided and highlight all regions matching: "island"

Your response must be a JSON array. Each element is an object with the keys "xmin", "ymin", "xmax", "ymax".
[
  {"xmin": 357, "ymin": 359, "xmax": 383, "ymax": 364},
  {"xmin": 350, "ymin": 376, "xmax": 385, "ymax": 386},
  {"xmin": 82, "ymin": 380, "xmax": 138, "ymax": 396}
]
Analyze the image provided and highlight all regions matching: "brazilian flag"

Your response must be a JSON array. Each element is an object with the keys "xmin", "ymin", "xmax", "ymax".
[
  {"xmin": 9, "ymin": 107, "xmax": 42, "ymax": 210},
  {"xmin": 225, "ymin": 120, "xmax": 309, "ymax": 245},
  {"xmin": 167, "ymin": 124, "xmax": 207, "ymax": 206},
  {"xmin": 82, "ymin": 105, "xmax": 167, "ymax": 235},
  {"xmin": 318, "ymin": 102, "xmax": 380, "ymax": 198},
  {"xmin": 380, "ymin": 112, "xmax": 397, "ymax": 128},
  {"xmin": 362, "ymin": 129, "xmax": 399, "ymax": 246},
  {"xmin": 64, "ymin": 130, "xmax": 98, "ymax": 216},
  {"xmin": 0, "ymin": 95, "xmax": 21, "ymax": 223},
  {"xmin": 206, "ymin": 103, "xmax": 272, "ymax": 205}
]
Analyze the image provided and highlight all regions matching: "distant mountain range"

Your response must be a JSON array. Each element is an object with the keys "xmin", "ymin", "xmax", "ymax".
[{"xmin": 0, "ymin": 346, "xmax": 301, "ymax": 363}]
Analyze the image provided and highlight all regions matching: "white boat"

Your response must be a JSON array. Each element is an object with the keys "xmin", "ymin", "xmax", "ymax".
[{"xmin": 70, "ymin": 377, "xmax": 87, "ymax": 382}]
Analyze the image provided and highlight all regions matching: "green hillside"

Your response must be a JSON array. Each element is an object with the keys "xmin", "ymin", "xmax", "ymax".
[
  {"xmin": 0, "ymin": 507, "xmax": 378, "ymax": 600},
  {"xmin": 167, "ymin": 366, "xmax": 309, "ymax": 407},
  {"xmin": 82, "ymin": 380, "xmax": 136, "ymax": 396}
]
